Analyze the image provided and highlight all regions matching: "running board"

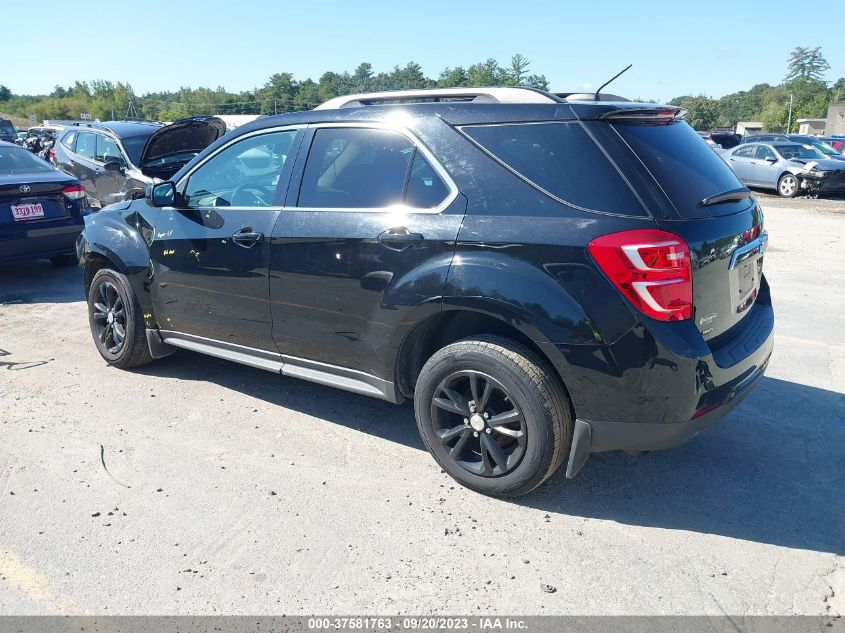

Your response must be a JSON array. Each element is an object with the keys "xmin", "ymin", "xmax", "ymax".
[{"xmin": 150, "ymin": 330, "xmax": 401, "ymax": 403}]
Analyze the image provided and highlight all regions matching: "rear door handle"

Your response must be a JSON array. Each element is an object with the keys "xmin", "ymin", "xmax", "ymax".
[
  {"xmin": 231, "ymin": 228, "xmax": 264, "ymax": 248},
  {"xmin": 378, "ymin": 228, "xmax": 424, "ymax": 248}
]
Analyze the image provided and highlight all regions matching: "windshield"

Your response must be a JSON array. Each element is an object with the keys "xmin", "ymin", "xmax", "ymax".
[
  {"xmin": 0, "ymin": 144, "xmax": 55, "ymax": 174},
  {"xmin": 121, "ymin": 133, "xmax": 155, "ymax": 166},
  {"xmin": 775, "ymin": 144, "xmax": 826, "ymax": 160}
]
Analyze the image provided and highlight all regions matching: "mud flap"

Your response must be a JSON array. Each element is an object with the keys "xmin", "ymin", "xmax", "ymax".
[{"xmin": 565, "ymin": 419, "xmax": 592, "ymax": 479}]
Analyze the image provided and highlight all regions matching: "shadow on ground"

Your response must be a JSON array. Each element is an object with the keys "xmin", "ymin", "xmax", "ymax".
[
  {"xmin": 0, "ymin": 260, "xmax": 83, "ymax": 304},
  {"xmin": 138, "ymin": 350, "xmax": 845, "ymax": 556}
]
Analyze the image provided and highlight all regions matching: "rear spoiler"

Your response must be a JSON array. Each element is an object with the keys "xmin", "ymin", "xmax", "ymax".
[{"xmin": 596, "ymin": 106, "xmax": 687, "ymax": 121}]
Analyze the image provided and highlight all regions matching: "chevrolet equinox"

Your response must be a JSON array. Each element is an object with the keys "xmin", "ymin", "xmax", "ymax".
[{"xmin": 77, "ymin": 87, "xmax": 774, "ymax": 497}]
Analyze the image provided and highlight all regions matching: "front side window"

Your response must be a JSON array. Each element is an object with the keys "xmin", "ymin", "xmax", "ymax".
[
  {"xmin": 755, "ymin": 145, "xmax": 776, "ymax": 161},
  {"xmin": 183, "ymin": 130, "xmax": 296, "ymax": 208},
  {"xmin": 75, "ymin": 132, "xmax": 96, "ymax": 159},
  {"xmin": 95, "ymin": 135, "xmax": 123, "ymax": 164}
]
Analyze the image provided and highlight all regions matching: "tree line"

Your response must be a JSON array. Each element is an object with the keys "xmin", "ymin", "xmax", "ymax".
[{"xmin": 1, "ymin": 48, "xmax": 843, "ymax": 133}]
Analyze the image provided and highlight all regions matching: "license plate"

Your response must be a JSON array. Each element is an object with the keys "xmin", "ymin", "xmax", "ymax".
[
  {"xmin": 11, "ymin": 202, "xmax": 45, "ymax": 221},
  {"xmin": 735, "ymin": 256, "xmax": 761, "ymax": 314}
]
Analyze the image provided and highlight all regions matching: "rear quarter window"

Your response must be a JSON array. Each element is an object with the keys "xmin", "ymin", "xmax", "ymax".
[{"xmin": 460, "ymin": 122, "xmax": 646, "ymax": 216}]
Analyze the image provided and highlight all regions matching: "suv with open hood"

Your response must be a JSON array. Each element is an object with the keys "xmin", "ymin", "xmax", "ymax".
[
  {"xmin": 54, "ymin": 116, "xmax": 226, "ymax": 209},
  {"xmin": 77, "ymin": 87, "xmax": 774, "ymax": 498}
]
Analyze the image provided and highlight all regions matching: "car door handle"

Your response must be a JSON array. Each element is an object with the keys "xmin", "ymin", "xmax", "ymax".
[
  {"xmin": 378, "ymin": 228, "xmax": 424, "ymax": 248},
  {"xmin": 231, "ymin": 228, "xmax": 264, "ymax": 248}
]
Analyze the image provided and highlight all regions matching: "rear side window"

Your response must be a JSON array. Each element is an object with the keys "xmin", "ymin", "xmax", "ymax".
[
  {"xmin": 733, "ymin": 145, "xmax": 755, "ymax": 158},
  {"xmin": 298, "ymin": 128, "xmax": 414, "ymax": 209},
  {"xmin": 613, "ymin": 120, "xmax": 747, "ymax": 217},
  {"xmin": 75, "ymin": 132, "xmax": 96, "ymax": 159},
  {"xmin": 61, "ymin": 131, "xmax": 76, "ymax": 149},
  {"xmin": 461, "ymin": 122, "xmax": 645, "ymax": 216}
]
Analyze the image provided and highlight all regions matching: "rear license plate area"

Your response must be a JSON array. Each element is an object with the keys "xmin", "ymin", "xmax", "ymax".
[{"xmin": 11, "ymin": 202, "xmax": 45, "ymax": 221}]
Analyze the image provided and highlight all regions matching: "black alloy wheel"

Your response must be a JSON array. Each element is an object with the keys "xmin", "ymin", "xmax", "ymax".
[
  {"xmin": 430, "ymin": 371, "xmax": 526, "ymax": 477},
  {"xmin": 92, "ymin": 280, "xmax": 127, "ymax": 354}
]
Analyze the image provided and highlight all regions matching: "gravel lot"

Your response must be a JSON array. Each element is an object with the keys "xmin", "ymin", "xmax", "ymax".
[{"xmin": 0, "ymin": 197, "xmax": 843, "ymax": 617}]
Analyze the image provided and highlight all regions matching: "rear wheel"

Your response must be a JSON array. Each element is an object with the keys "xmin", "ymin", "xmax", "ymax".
[
  {"xmin": 50, "ymin": 254, "xmax": 77, "ymax": 267},
  {"xmin": 87, "ymin": 268, "xmax": 153, "ymax": 369},
  {"xmin": 777, "ymin": 173, "xmax": 799, "ymax": 198},
  {"xmin": 414, "ymin": 336, "xmax": 571, "ymax": 498}
]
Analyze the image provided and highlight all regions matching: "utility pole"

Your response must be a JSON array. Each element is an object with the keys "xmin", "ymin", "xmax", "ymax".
[{"xmin": 786, "ymin": 93, "xmax": 794, "ymax": 133}]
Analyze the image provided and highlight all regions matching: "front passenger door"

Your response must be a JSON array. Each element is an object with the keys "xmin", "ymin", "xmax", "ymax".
[{"xmin": 150, "ymin": 127, "xmax": 303, "ymax": 350}]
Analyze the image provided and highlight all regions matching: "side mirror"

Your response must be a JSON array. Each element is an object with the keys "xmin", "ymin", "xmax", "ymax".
[
  {"xmin": 146, "ymin": 181, "xmax": 177, "ymax": 207},
  {"xmin": 765, "ymin": 156, "xmax": 777, "ymax": 163}
]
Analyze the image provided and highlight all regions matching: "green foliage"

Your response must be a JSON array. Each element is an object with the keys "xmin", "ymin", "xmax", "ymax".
[
  {"xmin": 672, "ymin": 95, "xmax": 719, "ymax": 130},
  {"xmin": 784, "ymin": 46, "xmax": 830, "ymax": 82},
  {"xmin": 1, "ymin": 48, "xmax": 841, "ymax": 134}
]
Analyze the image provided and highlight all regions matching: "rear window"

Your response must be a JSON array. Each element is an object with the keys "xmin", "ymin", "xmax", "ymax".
[
  {"xmin": 613, "ymin": 120, "xmax": 748, "ymax": 217},
  {"xmin": 0, "ymin": 122, "xmax": 14, "ymax": 135},
  {"xmin": 0, "ymin": 144, "xmax": 54, "ymax": 174},
  {"xmin": 461, "ymin": 122, "xmax": 645, "ymax": 216}
]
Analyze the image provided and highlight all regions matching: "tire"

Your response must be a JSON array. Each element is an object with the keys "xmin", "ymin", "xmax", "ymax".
[
  {"xmin": 50, "ymin": 253, "xmax": 77, "ymax": 267},
  {"xmin": 778, "ymin": 173, "xmax": 799, "ymax": 198},
  {"xmin": 87, "ymin": 268, "xmax": 153, "ymax": 369},
  {"xmin": 414, "ymin": 336, "xmax": 572, "ymax": 498}
]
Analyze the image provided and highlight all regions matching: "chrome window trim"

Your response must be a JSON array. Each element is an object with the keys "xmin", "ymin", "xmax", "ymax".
[{"xmin": 286, "ymin": 121, "xmax": 458, "ymax": 215}]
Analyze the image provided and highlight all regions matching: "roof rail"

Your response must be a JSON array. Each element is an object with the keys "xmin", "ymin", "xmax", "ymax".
[{"xmin": 315, "ymin": 87, "xmax": 562, "ymax": 110}]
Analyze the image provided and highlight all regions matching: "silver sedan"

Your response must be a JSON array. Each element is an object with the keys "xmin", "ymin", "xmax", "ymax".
[{"xmin": 721, "ymin": 142, "xmax": 845, "ymax": 197}]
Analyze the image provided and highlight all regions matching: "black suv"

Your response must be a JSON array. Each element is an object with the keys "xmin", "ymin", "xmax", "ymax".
[
  {"xmin": 54, "ymin": 117, "xmax": 226, "ymax": 209},
  {"xmin": 77, "ymin": 87, "xmax": 774, "ymax": 497}
]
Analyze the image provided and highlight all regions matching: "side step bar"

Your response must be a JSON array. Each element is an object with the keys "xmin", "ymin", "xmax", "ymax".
[{"xmin": 146, "ymin": 329, "xmax": 402, "ymax": 403}]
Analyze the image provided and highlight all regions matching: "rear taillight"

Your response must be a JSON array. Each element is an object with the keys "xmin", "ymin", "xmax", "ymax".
[
  {"xmin": 588, "ymin": 229, "xmax": 692, "ymax": 322},
  {"xmin": 62, "ymin": 184, "xmax": 86, "ymax": 200},
  {"xmin": 49, "ymin": 148, "xmax": 56, "ymax": 159}
]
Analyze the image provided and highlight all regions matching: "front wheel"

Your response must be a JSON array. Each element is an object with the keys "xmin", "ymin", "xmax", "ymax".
[
  {"xmin": 414, "ymin": 336, "xmax": 572, "ymax": 498},
  {"xmin": 778, "ymin": 173, "xmax": 799, "ymax": 198},
  {"xmin": 87, "ymin": 268, "xmax": 153, "ymax": 369}
]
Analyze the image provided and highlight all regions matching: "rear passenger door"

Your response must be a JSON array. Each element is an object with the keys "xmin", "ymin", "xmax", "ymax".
[
  {"xmin": 71, "ymin": 132, "xmax": 101, "ymax": 202},
  {"xmin": 268, "ymin": 124, "xmax": 466, "ymax": 385},
  {"xmin": 727, "ymin": 144, "xmax": 758, "ymax": 185}
]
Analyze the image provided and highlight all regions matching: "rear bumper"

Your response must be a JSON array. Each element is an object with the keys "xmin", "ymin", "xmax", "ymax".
[
  {"xmin": 545, "ymin": 278, "xmax": 775, "ymax": 477},
  {"xmin": 0, "ymin": 222, "xmax": 82, "ymax": 263}
]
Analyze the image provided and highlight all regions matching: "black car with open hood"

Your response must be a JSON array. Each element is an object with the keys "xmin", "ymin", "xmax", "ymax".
[{"xmin": 138, "ymin": 116, "xmax": 227, "ymax": 180}]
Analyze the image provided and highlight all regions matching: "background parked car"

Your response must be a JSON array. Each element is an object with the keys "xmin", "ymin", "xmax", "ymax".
[
  {"xmin": 53, "ymin": 117, "xmax": 226, "ymax": 209},
  {"xmin": 698, "ymin": 131, "xmax": 741, "ymax": 149},
  {"xmin": 722, "ymin": 141, "xmax": 845, "ymax": 197},
  {"xmin": 0, "ymin": 141, "xmax": 89, "ymax": 266},
  {"xmin": 740, "ymin": 134, "xmax": 845, "ymax": 161},
  {"xmin": 0, "ymin": 118, "xmax": 16, "ymax": 144}
]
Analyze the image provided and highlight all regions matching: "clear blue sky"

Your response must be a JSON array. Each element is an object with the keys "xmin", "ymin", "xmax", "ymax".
[{"xmin": 2, "ymin": 0, "xmax": 843, "ymax": 101}]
